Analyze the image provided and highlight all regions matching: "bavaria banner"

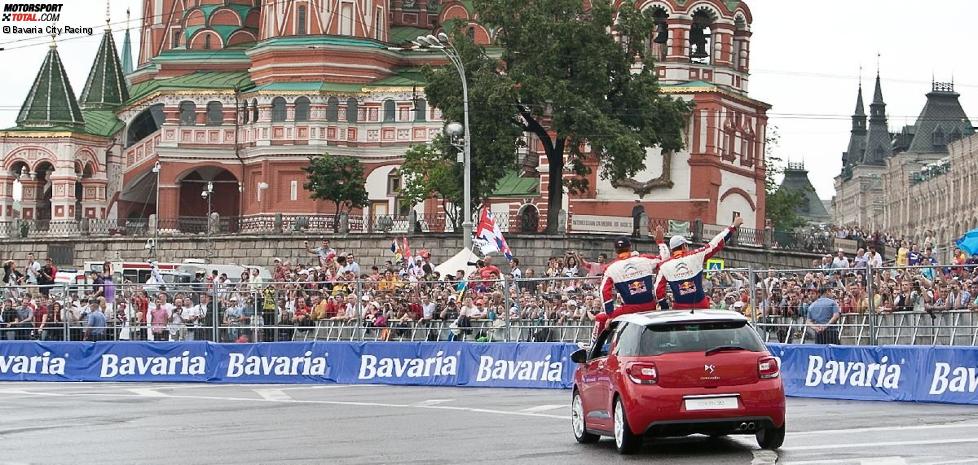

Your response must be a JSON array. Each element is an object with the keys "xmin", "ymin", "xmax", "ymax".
[
  {"xmin": 0, "ymin": 341, "xmax": 578, "ymax": 388},
  {"xmin": 4, "ymin": 341, "xmax": 978, "ymax": 404}
]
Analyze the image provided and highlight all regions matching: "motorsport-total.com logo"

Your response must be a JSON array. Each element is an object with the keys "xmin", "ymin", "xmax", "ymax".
[{"xmin": 2, "ymin": 3, "xmax": 93, "ymax": 36}]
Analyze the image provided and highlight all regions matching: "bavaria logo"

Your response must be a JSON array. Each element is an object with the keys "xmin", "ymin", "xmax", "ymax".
[
  {"xmin": 358, "ymin": 351, "xmax": 458, "ymax": 379},
  {"xmin": 929, "ymin": 363, "xmax": 978, "ymax": 395},
  {"xmin": 226, "ymin": 351, "xmax": 329, "ymax": 377},
  {"xmin": 804, "ymin": 355, "xmax": 900, "ymax": 389},
  {"xmin": 0, "ymin": 351, "xmax": 66, "ymax": 375},
  {"xmin": 476, "ymin": 355, "xmax": 563, "ymax": 382},
  {"xmin": 100, "ymin": 351, "xmax": 206, "ymax": 378}
]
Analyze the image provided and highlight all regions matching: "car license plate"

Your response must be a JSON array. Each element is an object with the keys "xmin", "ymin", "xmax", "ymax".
[{"xmin": 684, "ymin": 396, "xmax": 738, "ymax": 411}]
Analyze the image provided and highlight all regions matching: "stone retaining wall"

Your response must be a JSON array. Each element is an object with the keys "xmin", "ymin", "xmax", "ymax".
[{"xmin": 0, "ymin": 232, "xmax": 820, "ymax": 272}]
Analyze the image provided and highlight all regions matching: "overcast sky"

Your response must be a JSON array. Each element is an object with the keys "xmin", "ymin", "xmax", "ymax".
[{"xmin": 1, "ymin": 0, "xmax": 976, "ymax": 200}]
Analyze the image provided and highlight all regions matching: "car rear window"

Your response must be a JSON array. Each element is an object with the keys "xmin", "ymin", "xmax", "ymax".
[{"xmin": 620, "ymin": 320, "xmax": 766, "ymax": 356}]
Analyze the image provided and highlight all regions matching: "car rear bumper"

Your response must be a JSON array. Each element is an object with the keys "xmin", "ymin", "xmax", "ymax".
[
  {"xmin": 644, "ymin": 416, "xmax": 776, "ymax": 437},
  {"xmin": 621, "ymin": 382, "xmax": 786, "ymax": 436}
]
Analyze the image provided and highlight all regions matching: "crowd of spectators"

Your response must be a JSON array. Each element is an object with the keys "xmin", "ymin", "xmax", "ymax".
[{"xmin": 3, "ymin": 234, "xmax": 978, "ymax": 344}]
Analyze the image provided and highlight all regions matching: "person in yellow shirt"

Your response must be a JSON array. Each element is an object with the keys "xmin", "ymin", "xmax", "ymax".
[
  {"xmin": 377, "ymin": 270, "xmax": 400, "ymax": 293},
  {"xmin": 896, "ymin": 240, "xmax": 909, "ymax": 267}
]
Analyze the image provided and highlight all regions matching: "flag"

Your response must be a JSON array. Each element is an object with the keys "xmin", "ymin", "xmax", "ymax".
[
  {"xmin": 390, "ymin": 239, "xmax": 401, "ymax": 262},
  {"xmin": 402, "ymin": 236, "xmax": 412, "ymax": 261},
  {"xmin": 474, "ymin": 209, "xmax": 513, "ymax": 261}
]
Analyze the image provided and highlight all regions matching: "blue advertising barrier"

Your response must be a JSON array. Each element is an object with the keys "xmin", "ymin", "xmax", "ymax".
[
  {"xmin": 0, "ymin": 341, "xmax": 578, "ymax": 389},
  {"xmin": 3, "ymin": 341, "xmax": 978, "ymax": 405}
]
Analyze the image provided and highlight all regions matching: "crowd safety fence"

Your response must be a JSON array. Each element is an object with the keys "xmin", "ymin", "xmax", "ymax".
[
  {"xmin": 4, "ymin": 263, "xmax": 978, "ymax": 346},
  {"xmin": 3, "ymin": 340, "xmax": 978, "ymax": 405}
]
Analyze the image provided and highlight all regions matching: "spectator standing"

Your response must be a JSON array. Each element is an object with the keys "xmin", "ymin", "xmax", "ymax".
[
  {"xmin": 806, "ymin": 288, "xmax": 841, "ymax": 344},
  {"xmin": 832, "ymin": 250, "xmax": 850, "ymax": 269},
  {"xmin": 24, "ymin": 253, "xmax": 41, "ymax": 286},
  {"xmin": 37, "ymin": 257, "xmax": 57, "ymax": 297},
  {"xmin": 14, "ymin": 297, "xmax": 34, "ymax": 340},
  {"xmin": 84, "ymin": 302, "xmax": 107, "ymax": 342},
  {"xmin": 305, "ymin": 239, "xmax": 336, "ymax": 267}
]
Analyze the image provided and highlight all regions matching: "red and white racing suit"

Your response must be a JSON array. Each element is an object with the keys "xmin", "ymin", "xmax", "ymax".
[
  {"xmin": 592, "ymin": 243, "xmax": 669, "ymax": 341},
  {"xmin": 654, "ymin": 226, "xmax": 736, "ymax": 310}
]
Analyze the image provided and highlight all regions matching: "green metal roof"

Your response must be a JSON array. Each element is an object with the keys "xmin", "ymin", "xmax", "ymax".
[
  {"xmin": 255, "ymin": 35, "xmax": 387, "ymax": 50},
  {"xmin": 493, "ymin": 172, "xmax": 538, "ymax": 197},
  {"xmin": 151, "ymin": 47, "xmax": 250, "ymax": 64},
  {"xmin": 16, "ymin": 43, "xmax": 85, "ymax": 128},
  {"xmin": 372, "ymin": 70, "xmax": 426, "ymax": 87},
  {"xmin": 81, "ymin": 110, "xmax": 124, "ymax": 137},
  {"xmin": 129, "ymin": 71, "xmax": 253, "ymax": 101},
  {"xmin": 389, "ymin": 27, "xmax": 430, "ymax": 45},
  {"xmin": 79, "ymin": 27, "xmax": 130, "ymax": 110}
]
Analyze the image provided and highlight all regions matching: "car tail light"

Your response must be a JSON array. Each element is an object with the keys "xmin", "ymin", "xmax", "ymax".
[
  {"xmin": 758, "ymin": 356, "xmax": 780, "ymax": 379},
  {"xmin": 625, "ymin": 362, "xmax": 658, "ymax": 385}
]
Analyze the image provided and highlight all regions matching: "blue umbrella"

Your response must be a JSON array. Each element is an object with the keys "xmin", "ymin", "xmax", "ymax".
[{"xmin": 955, "ymin": 228, "xmax": 978, "ymax": 255}]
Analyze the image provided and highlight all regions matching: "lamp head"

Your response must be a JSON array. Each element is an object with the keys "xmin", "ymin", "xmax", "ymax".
[
  {"xmin": 426, "ymin": 34, "xmax": 440, "ymax": 45},
  {"xmin": 445, "ymin": 122, "xmax": 464, "ymax": 137},
  {"xmin": 437, "ymin": 32, "xmax": 449, "ymax": 43}
]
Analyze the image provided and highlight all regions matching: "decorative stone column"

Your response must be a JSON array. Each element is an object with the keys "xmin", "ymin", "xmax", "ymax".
[
  {"xmin": 80, "ymin": 178, "xmax": 108, "ymax": 219},
  {"xmin": 19, "ymin": 174, "xmax": 40, "ymax": 220},
  {"xmin": 0, "ymin": 173, "xmax": 15, "ymax": 219},
  {"xmin": 48, "ymin": 171, "xmax": 78, "ymax": 220}
]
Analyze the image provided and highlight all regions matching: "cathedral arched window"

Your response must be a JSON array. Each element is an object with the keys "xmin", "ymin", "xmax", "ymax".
[
  {"xmin": 179, "ymin": 101, "xmax": 197, "ymax": 125},
  {"xmin": 271, "ymin": 97, "xmax": 287, "ymax": 122},
  {"xmin": 346, "ymin": 98, "xmax": 359, "ymax": 123},
  {"xmin": 205, "ymin": 101, "xmax": 223, "ymax": 126},
  {"xmin": 204, "ymin": 34, "xmax": 212, "ymax": 50},
  {"xmin": 383, "ymin": 99, "xmax": 396, "ymax": 122},
  {"xmin": 326, "ymin": 97, "xmax": 339, "ymax": 122},
  {"xmin": 251, "ymin": 99, "xmax": 259, "ymax": 123},
  {"xmin": 297, "ymin": 6, "xmax": 307, "ymax": 35},
  {"xmin": 294, "ymin": 97, "xmax": 310, "ymax": 122},
  {"xmin": 414, "ymin": 98, "xmax": 427, "ymax": 122},
  {"xmin": 241, "ymin": 103, "xmax": 249, "ymax": 124}
]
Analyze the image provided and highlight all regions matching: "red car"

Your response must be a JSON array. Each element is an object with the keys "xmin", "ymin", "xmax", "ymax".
[{"xmin": 571, "ymin": 309, "xmax": 785, "ymax": 454}]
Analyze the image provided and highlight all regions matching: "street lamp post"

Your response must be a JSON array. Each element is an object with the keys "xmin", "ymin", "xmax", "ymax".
[
  {"xmin": 391, "ymin": 33, "xmax": 473, "ymax": 251},
  {"xmin": 201, "ymin": 181, "xmax": 213, "ymax": 234},
  {"xmin": 151, "ymin": 161, "xmax": 160, "ymax": 256}
]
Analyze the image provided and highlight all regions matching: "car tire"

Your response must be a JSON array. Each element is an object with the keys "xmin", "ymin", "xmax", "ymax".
[
  {"xmin": 613, "ymin": 397, "xmax": 641, "ymax": 454},
  {"xmin": 756, "ymin": 423, "xmax": 786, "ymax": 450},
  {"xmin": 572, "ymin": 390, "xmax": 599, "ymax": 444}
]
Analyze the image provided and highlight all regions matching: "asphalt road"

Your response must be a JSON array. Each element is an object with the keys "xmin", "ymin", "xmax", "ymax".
[{"xmin": 1, "ymin": 383, "xmax": 978, "ymax": 465}]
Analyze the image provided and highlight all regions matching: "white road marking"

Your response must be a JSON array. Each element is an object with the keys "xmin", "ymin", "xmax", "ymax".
[
  {"xmin": 858, "ymin": 458, "xmax": 908, "ymax": 465},
  {"xmin": 790, "ymin": 422, "xmax": 978, "ymax": 436},
  {"xmin": 786, "ymin": 438, "xmax": 978, "ymax": 451},
  {"xmin": 750, "ymin": 449, "xmax": 778, "ymax": 465},
  {"xmin": 127, "ymin": 388, "xmax": 167, "ymax": 397},
  {"xmin": 414, "ymin": 399, "xmax": 455, "ymax": 406},
  {"xmin": 520, "ymin": 404, "xmax": 567, "ymax": 413},
  {"xmin": 253, "ymin": 389, "xmax": 292, "ymax": 402},
  {"xmin": 916, "ymin": 458, "xmax": 978, "ymax": 465},
  {"xmin": 4, "ymin": 389, "xmax": 568, "ymax": 420}
]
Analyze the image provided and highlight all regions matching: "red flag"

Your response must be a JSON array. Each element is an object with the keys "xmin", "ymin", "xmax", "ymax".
[{"xmin": 402, "ymin": 236, "xmax": 411, "ymax": 260}]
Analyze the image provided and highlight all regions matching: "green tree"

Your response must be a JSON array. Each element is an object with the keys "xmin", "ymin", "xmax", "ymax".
[
  {"xmin": 399, "ymin": 138, "xmax": 465, "ymax": 230},
  {"xmin": 764, "ymin": 127, "xmax": 805, "ymax": 231},
  {"xmin": 462, "ymin": 0, "xmax": 691, "ymax": 233},
  {"xmin": 303, "ymin": 154, "xmax": 369, "ymax": 232},
  {"xmin": 418, "ymin": 29, "xmax": 525, "ymax": 225}
]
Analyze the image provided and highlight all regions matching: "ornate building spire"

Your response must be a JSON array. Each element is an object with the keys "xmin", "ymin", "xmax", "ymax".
[
  {"xmin": 79, "ymin": 14, "xmax": 130, "ymax": 110},
  {"xmin": 121, "ymin": 8, "xmax": 133, "ymax": 76},
  {"xmin": 15, "ymin": 37, "xmax": 85, "ymax": 128},
  {"xmin": 861, "ymin": 66, "xmax": 890, "ymax": 166},
  {"xmin": 843, "ymin": 77, "xmax": 868, "ymax": 168}
]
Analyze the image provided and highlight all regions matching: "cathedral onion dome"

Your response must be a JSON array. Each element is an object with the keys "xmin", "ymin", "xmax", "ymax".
[
  {"xmin": 79, "ymin": 25, "xmax": 130, "ymax": 110},
  {"xmin": 15, "ymin": 39, "xmax": 85, "ymax": 128}
]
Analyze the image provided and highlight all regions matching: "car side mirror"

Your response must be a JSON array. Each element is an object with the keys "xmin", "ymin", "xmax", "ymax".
[{"xmin": 570, "ymin": 348, "xmax": 588, "ymax": 364}]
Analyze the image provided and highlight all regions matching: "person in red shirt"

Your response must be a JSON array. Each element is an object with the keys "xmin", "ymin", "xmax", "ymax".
[{"xmin": 33, "ymin": 295, "xmax": 49, "ymax": 340}]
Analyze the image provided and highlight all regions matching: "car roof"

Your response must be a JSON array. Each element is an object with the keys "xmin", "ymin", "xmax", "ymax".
[{"xmin": 614, "ymin": 309, "xmax": 748, "ymax": 326}]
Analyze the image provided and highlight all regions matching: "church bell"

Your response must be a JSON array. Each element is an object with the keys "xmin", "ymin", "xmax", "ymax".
[
  {"xmin": 653, "ymin": 20, "xmax": 669, "ymax": 44},
  {"xmin": 689, "ymin": 24, "xmax": 710, "ymax": 59}
]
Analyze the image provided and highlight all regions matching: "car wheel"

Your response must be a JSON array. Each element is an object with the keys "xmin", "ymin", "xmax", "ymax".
[
  {"xmin": 572, "ymin": 390, "xmax": 599, "ymax": 444},
  {"xmin": 756, "ymin": 423, "xmax": 786, "ymax": 450},
  {"xmin": 613, "ymin": 397, "xmax": 641, "ymax": 454}
]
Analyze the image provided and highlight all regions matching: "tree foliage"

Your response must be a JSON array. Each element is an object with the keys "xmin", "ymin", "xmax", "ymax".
[
  {"xmin": 399, "ymin": 138, "xmax": 464, "ymax": 229},
  {"xmin": 303, "ymin": 154, "xmax": 369, "ymax": 232},
  {"xmin": 464, "ymin": 0, "xmax": 691, "ymax": 232},
  {"xmin": 417, "ymin": 29, "xmax": 525, "ymax": 225}
]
